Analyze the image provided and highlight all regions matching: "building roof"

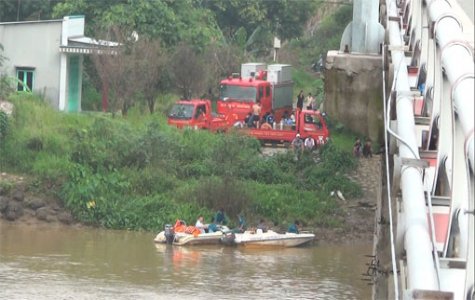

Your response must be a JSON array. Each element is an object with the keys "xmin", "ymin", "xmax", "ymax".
[
  {"xmin": 0, "ymin": 19, "xmax": 62, "ymax": 26},
  {"xmin": 60, "ymin": 37, "xmax": 119, "ymax": 54},
  {"xmin": 0, "ymin": 16, "xmax": 119, "ymax": 55}
]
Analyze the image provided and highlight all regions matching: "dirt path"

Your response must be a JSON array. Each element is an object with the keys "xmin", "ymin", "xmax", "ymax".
[{"xmin": 315, "ymin": 155, "xmax": 382, "ymax": 245}]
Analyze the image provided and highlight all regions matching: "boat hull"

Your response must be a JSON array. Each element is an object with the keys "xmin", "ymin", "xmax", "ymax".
[
  {"xmin": 233, "ymin": 231, "xmax": 315, "ymax": 248},
  {"xmin": 154, "ymin": 231, "xmax": 225, "ymax": 246}
]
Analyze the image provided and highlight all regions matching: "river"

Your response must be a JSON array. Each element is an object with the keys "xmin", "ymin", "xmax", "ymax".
[{"xmin": 0, "ymin": 222, "xmax": 372, "ymax": 299}]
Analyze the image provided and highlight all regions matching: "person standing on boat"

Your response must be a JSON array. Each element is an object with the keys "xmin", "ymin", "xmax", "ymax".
[
  {"xmin": 214, "ymin": 208, "xmax": 227, "ymax": 225},
  {"xmin": 287, "ymin": 220, "xmax": 301, "ymax": 234},
  {"xmin": 195, "ymin": 216, "xmax": 208, "ymax": 233},
  {"xmin": 238, "ymin": 214, "xmax": 246, "ymax": 232}
]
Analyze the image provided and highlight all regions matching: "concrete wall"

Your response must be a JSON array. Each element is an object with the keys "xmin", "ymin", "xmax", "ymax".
[
  {"xmin": 0, "ymin": 20, "xmax": 62, "ymax": 108},
  {"xmin": 324, "ymin": 50, "xmax": 384, "ymax": 144}
]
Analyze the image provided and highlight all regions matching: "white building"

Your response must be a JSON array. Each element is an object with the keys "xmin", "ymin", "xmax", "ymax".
[{"xmin": 0, "ymin": 16, "xmax": 117, "ymax": 112}]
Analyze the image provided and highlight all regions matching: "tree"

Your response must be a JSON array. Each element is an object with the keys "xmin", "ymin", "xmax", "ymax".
[
  {"xmin": 203, "ymin": 0, "xmax": 265, "ymax": 41},
  {"xmin": 0, "ymin": 44, "xmax": 14, "ymax": 100},
  {"xmin": 202, "ymin": 43, "xmax": 244, "ymax": 99},
  {"xmin": 0, "ymin": 0, "xmax": 61, "ymax": 22},
  {"xmin": 92, "ymin": 28, "xmax": 166, "ymax": 116},
  {"xmin": 134, "ymin": 39, "xmax": 168, "ymax": 114},
  {"xmin": 262, "ymin": 0, "xmax": 318, "ymax": 41},
  {"xmin": 170, "ymin": 43, "xmax": 206, "ymax": 100},
  {"xmin": 203, "ymin": 0, "xmax": 318, "ymax": 58},
  {"xmin": 53, "ymin": 0, "xmax": 221, "ymax": 48}
]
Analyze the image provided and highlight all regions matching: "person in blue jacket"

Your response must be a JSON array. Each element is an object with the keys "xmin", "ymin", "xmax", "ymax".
[
  {"xmin": 287, "ymin": 220, "xmax": 301, "ymax": 234},
  {"xmin": 214, "ymin": 208, "xmax": 227, "ymax": 225}
]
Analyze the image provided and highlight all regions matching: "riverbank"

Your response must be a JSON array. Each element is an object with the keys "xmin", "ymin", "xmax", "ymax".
[
  {"xmin": 0, "ymin": 172, "xmax": 75, "ymax": 225},
  {"xmin": 0, "ymin": 155, "xmax": 381, "ymax": 245}
]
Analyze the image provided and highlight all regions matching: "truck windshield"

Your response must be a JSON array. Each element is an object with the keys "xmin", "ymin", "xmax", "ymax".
[
  {"xmin": 169, "ymin": 104, "xmax": 194, "ymax": 119},
  {"xmin": 220, "ymin": 84, "xmax": 257, "ymax": 102}
]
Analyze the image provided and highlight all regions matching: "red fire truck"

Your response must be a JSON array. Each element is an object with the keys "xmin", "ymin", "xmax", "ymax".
[
  {"xmin": 167, "ymin": 99, "xmax": 232, "ymax": 132},
  {"xmin": 167, "ymin": 99, "xmax": 329, "ymax": 145},
  {"xmin": 217, "ymin": 63, "xmax": 294, "ymax": 122}
]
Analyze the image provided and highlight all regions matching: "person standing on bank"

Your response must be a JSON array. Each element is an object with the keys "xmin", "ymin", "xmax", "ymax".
[
  {"xmin": 353, "ymin": 138, "xmax": 362, "ymax": 158},
  {"xmin": 304, "ymin": 136, "xmax": 315, "ymax": 152},
  {"xmin": 291, "ymin": 133, "xmax": 304, "ymax": 160},
  {"xmin": 363, "ymin": 138, "xmax": 373, "ymax": 158},
  {"xmin": 297, "ymin": 90, "xmax": 305, "ymax": 110}
]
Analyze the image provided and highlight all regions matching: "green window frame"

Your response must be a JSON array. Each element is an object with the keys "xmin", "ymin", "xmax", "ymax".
[{"xmin": 16, "ymin": 68, "xmax": 35, "ymax": 92}]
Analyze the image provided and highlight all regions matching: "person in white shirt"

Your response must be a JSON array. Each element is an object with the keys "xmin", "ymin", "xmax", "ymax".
[
  {"xmin": 195, "ymin": 216, "xmax": 207, "ymax": 233},
  {"xmin": 304, "ymin": 136, "xmax": 315, "ymax": 151},
  {"xmin": 306, "ymin": 93, "xmax": 315, "ymax": 110}
]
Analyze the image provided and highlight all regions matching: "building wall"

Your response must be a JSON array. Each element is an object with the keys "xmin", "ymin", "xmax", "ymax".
[
  {"xmin": 0, "ymin": 20, "xmax": 62, "ymax": 108},
  {"xmin": 324, "ymin": 50, "xmax": 384, "ymax": 144}
]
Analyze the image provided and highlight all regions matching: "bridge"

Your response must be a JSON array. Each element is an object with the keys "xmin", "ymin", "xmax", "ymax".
[
  {"xmin": 325, "ymin": 0, "xmax": 474, "ymax": 298},
  {"xmin": 377, "ymin": 0, "xmax": 473, "ymax": 298}
]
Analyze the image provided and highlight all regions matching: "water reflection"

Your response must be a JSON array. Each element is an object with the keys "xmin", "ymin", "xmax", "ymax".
[{"xmin": 0, "ymin": 222, "xmax": 371, "ymax": 299}]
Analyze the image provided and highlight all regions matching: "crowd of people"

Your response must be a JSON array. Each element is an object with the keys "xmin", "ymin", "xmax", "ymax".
[{"xmin": 242, "ymin": 88, "xmax": 321, "ymax": 130}]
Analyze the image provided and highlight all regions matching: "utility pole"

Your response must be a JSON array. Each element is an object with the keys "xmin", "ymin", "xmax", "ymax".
[
  {"xmin": 273, "ymin": 37, "xmax": 280, "ymax": 62},
  {"xmin": 16, "ymin": 0, "xmax": 21, "ymax": 21}
]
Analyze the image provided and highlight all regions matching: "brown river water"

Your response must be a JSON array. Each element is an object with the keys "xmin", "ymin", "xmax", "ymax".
[{"xmin": 0, "ymin": 222, "xmax": 372, "ymax": 299}]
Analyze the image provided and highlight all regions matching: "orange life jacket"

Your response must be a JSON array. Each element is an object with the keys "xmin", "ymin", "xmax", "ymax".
[
  {"xmin": 174, "ymin": 220, "xmax": 201, "ymax": 236},
  {"xmin": 174, "ymin": 220, "xmax": 186, "ymax": 232},
  {"xmin": 185, "ymin": 226, "xmax": 201, "ymax": 237}
]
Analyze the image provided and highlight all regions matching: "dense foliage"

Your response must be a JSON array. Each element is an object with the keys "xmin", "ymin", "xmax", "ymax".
[
  {"xmin": 0, "ymin": 96, "xmax": 361, "ymax": 231},
  {"xmin": 0, "ymin": 0, "xmax": 352, "ymax": 113},
  {"xmin": 0, "ymin": 1, "xmax": 360, "ymax": 232}
]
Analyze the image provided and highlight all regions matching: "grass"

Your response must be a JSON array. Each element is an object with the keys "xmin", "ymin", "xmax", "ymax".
[{"xmin": 0, "ymin": 72, "xmax": 359, "ymax": 232}]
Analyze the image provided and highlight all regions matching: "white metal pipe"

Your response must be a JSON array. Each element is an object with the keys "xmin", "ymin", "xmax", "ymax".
[
  {"xmin": 425, "ymin": 0, "xmax": 475, "ymax": 172},
  {"xmin": 388, "ymin": 0, "xmax": 439, "ymax": 291},
  {"xmin": 381, "ymin": 44, "xmax": 400, "ymax": 299}
]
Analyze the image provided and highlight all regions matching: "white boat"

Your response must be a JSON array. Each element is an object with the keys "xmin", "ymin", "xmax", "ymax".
[
  {"xmin": 154, "ymin": 225, "xmax": 230, "ymax": 246},
  {"xmin": 232, "ymin": 230, "xmax": 315, "ymax": 248},
  {"xmin": 154, "ymin": 231, "xmax": 225, "ymax": 246}
]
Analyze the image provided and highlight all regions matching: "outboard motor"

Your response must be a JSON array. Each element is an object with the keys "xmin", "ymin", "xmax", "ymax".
[
  {"xmin": 164, "ymin": 224, "xmax": 175, "ymax": 244},
  {"xmin": 220, "ymin": 232, "xmax": 236, "ymax": 246}
]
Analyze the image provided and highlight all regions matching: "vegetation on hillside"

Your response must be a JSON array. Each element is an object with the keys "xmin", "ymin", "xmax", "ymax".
[
  {"xmin": 1, "ymin": 0, "xmax": 352, "ymax": 110},
  {"xmin": 0, "ymin": 95, "xmax": 361, "ymax": 231},
  {"xmin": 0, "ymin": 1, "xmax": 360, "ymax": 232}
]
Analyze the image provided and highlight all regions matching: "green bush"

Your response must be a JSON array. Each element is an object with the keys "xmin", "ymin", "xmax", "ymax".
[
  {"xmin": 32, "ymin": 153, "xmax": 73, "ymax": 186},
  {"xmin": 247, "ymin": 182, "xmax": 342, "ymax": 227},
  {"xmin": 2, "ymin": 93, "xmax": 362, "ymax": 231}
]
